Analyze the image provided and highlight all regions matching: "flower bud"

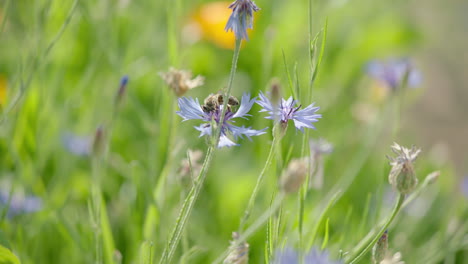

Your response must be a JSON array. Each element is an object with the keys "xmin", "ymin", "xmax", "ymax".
[
  {"xmin": 387, "ymin": 143, "xmax": 421, "ymax": 194},
  {"xmin": 280, "ymin": 158, "xmax": 308, "ymax": 193},
  {"xmin": 92, "ymin": 126, "xmax": 105, "ymax": 156},
  {"xmin": 372, "ymin": 230, "xmax": 389, "ymax": 264},
  {"xmin": 223, "ymin": 232, "xmax": 249, "ymax": 264},
  {"xmin": 115, "ymin": 75, "xmax": 129, "ymax": 106}
]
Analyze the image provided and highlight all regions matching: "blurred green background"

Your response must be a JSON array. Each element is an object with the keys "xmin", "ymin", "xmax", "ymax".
[{"xmin": 0, "ymin": 0, "xmax": 467, "ymax": 263}]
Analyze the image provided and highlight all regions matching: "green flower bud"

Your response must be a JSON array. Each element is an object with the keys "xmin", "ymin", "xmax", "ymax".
[{"xmin": 387, "ymin": 143, "xmax": 421, "ymax": 194}]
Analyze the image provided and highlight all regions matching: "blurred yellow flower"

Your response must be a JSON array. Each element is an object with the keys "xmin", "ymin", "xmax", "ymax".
[
  {"xmin": 0, "ymin": 75, "xmax": 7, "ymax": 107},
  {"xmin": 185, "ymin": 2, "xmax": 256, "ymax": 49}
]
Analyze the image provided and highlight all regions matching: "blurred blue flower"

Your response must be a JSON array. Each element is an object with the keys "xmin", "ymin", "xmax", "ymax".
[
  {"xmin": 366, "ymin": 58, "xmax": 422, "ymax": 90},
  {"xmin": 0, "ymin": 189, "xmax": 42, "ymax": 218},
  {"xmin": 225, "ymin": 0, "xmax": 260, "ymax": 40},
  {"xmin": 62, "ymin": 133, "xmax": 92, "ymax": 156},
  {"xmin": 461, "ymin": 176, "xmax": 468, "ymax": 198},
  {"xmin": 257, "ymin": 92, "xmax": 321, "ymax": 132},
  {"xmin": 177, "ymin": 93, "xmax": 266, "ymax": 148},
  {"xmin": 274, "ymin": 248, "xmax": 343, "ymax": 264}
]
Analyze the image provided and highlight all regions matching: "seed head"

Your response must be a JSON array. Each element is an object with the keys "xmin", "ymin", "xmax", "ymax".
[
  {"xmin": 380, "ymin": 252, "xmax": 405, "ymax": 264},
  {"xmin": 159, "ymin": 67, "xmax": 204, "ymax": 97},
  {"xmin": 280, "ymin": 158, "xmax": 308, "ymax": 194},
  {"xmin": 387, "ymin": 143, "xmax": 421, "ymax": 194},
  {"xmin": 224, "ymin": 232, "xmax": 249, "ymax": 264}
]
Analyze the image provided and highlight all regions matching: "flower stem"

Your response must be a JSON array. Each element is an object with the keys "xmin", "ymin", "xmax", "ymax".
[
  {"xmin": 213, "ymin": 193, "xmax": 286, "ymax": 264},
  {"xmin": 159, "ymin": 38, "xmax": 242, "ymax": 264},
  {"xmin": 159, "ymin": 146, "xmax": 215, "ymax": 264},
  {"xmin": 214, "ymin": 38, "xmax": 242, "ymax": 145},
  {"xmin": 239, "ymin": 134, "xmax": 279, "ymax": 232},
  {"xmin": 346, "ymin": 193, "xmax": 405, "ymax": 264}
]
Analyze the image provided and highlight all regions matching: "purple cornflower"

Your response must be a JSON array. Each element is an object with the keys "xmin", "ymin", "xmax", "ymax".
[
  {"xmin": 177, "ymin": 93, "xmax": 266, "ymax": 148},
  {"xmin": 461, "ymin": 175, "xmax": 468, "ymax": 198},
  {"xmin": 257, "ymin": 92, "xmax": 321, "ymax": 132},
  {"xmin": 0, "ymin": 189, "xmax": 42, "ymax": 218},
  {"xmin": 274, "ymin": 248, "xmax": 343, "ymax": 264},
  {"xmin": 366, "ymin": 58, "xmax": 422, "ymax": 90},
  {"xmin": 225, "ymin": 0, "xmax": 260, "ymax": 41},
  {"xmin": 62, "ymin": 133, "xmax": 92, "ymax": 156}
]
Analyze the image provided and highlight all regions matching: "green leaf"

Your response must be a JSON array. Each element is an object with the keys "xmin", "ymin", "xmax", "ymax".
[
  {"xmin": 139, "ymin": 241, "xmax": 153, "ymax": 264},
  {"xmin": 0, "ymin": 245, "xmax": 20, "ymax": 264}
]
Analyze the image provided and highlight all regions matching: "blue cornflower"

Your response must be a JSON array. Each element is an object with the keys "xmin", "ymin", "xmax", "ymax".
[
  {"xmin": 461, "ymin": 175, "xmax": 468, "ymax": 198},
  {"xmin": 256, "ymin": 92, "xmax": 321, "ymax": 132},
  {"xmin": 0, "ymin": 189, "xmax": 42, "ymax": 218},
  {"xmin": 274, "ymin": 248, "xmax": 343, "ymax": 264},
  {"xmin": 225, "ymin": 0, "xmax": 260, "ymax": 41},
  {"xmin": 177, "ymin": 93, "xmax": 266, "ymax": 148},
  {"xmin": 366, "ymin": 58, "xmax": 421, "ymax": 90},
  {"xmin": 62, "ymin": 133, "xmax": 92, "ymax": 156}
]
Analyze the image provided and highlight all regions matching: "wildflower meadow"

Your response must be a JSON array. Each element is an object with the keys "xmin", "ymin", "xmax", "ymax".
[{"xmin": 0, "ymin": 0, "xmax": 467, "ymax": 263}]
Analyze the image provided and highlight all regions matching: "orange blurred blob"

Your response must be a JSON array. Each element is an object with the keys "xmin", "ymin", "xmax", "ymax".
[
  {"xmin": 0, "ymin": 75, "xmax": 7, "ymax": 107},
  {"xmin": 186, "ymin": 1, "xmax": 255, "ymax": 49}
]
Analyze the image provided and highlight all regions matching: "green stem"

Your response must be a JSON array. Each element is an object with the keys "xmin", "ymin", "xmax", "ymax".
[
  {"xmin": 159, "ymin": 38, "xmax": 242, "ymax": 264},
  {"xmin": 214, "ymin": 38, "xmax": 242, "ymax": 145},
  {"xmin": 159, "ymin": 146, "xmax": 215, "ymax": 264},
  {"xmin": 239, "ymin": 134, "xmax": 278, "ymax": 232},
  {"xmin": 349, "ymin": 171, "xmax": 438, "ymax": 256},
  {"xmin": 213, "ymin": 193, "xmax": 286, "ymax": 264},
  {"xmin": 346, "ymin": 194, "xmax": 405, "ymax": 264}
]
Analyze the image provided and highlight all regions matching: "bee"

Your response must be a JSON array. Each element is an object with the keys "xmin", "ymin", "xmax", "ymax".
[{"xmin": 202, "ymin": 93, "xmax": 239, "ymax": 113}]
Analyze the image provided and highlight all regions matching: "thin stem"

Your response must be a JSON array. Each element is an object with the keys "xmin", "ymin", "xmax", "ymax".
[
  {"xmin": 159, "ymin": 146, "xmax": 215, "ymax": 264},
  {"xmin": 213, "ymin": 193, "xmax": 286, "ymax": 264},
  {"xmin": 346, "ymin": 194, "xmax": 405, "ymax": 264},
  {"xmin": 349, "ymin": 171, "xmax": 438, "ymax": 255},
  {"xmin": 159, "ymin": 37, "xmax": 242, "ymax": 264},
  {"xmin": 239, "ymin": 134, "xmax": 278, "ymax": 232},
  {"xmin": 214, "ymin": 38, "xmax": 242, "ymax": 145}
]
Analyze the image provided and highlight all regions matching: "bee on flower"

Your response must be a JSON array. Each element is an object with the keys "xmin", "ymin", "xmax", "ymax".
[{"xmin": 177, "ymin": 93, "xmax": 266, "ymax": 148}]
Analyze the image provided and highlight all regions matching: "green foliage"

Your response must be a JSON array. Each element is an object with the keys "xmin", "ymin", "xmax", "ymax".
[{"xmin": 0, "ymin": 0, "xmax": 466, "ymax": 264}]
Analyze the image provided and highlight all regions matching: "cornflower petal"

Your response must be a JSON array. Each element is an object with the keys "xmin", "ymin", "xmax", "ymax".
[
  {"xmin": 257, "ymin": 92, "xmax": 274, "ymax": 115},
  {"xmin": 233, "ymin": 93, "xmax": 255, "ymax": 118},
  {"xmin": 257, "ymin": 92, "xmax": 321, "ymax": 132},
  {"xmin": 219, "ymin": 134, "xmax": 239, "ymax": 148},
  {"xmin": 225, "ymin": 0, "xmax": 260, "ymax": 41},
  {"xmin": 228, "ymin": 124, "xmax": 267, "ymax": 140},
  {"xmin": 176, "ymin": 97, "xmax": 206, "ymax": 121}
]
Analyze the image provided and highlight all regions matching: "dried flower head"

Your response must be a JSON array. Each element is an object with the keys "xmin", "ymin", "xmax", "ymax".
[
  {"xmin": 372, "ymin": 230, "xmax": 389, "ymax": 264},
  {"xmin": 177, "ymin": 93, "xmax": 266, "ymax": 148},
  {"xmin": 280, "ymin": 157, "xmax": 308, "ymax": 194},
  {"xmin": 366, "ymin": 58, "xmax": 421, "ymax": 90},
  {"xmin": 178, "ymin": 149, "xmax": 204, "ymax": 182},
  {"xmin": 159, "ymin": 67, "xmax": 204, "ymax": 97},
  {"xmin": 380, "ymin": 252, "xmax": 405, "ymax": 264},
  {"xmin": 387, "ymin": 143, "xmax": 421, "ymax": 194},
  {"xmin": 257, "ymin": 92, "xmax": 321, "ymax": 134},
  {"xmin": 92, "ymin": 126, "xmax": 106, "ymax": 156},
  {"xmin": 274, "ymin": 247, "xmax": 343, "ymax": 264},
  {"xmin": 225, "ymin": 0, "xmax": 260, "ymax": 40},
  {"xmin": 223, "ymin": 232, "xmax": 249, "ymax": 264}
]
